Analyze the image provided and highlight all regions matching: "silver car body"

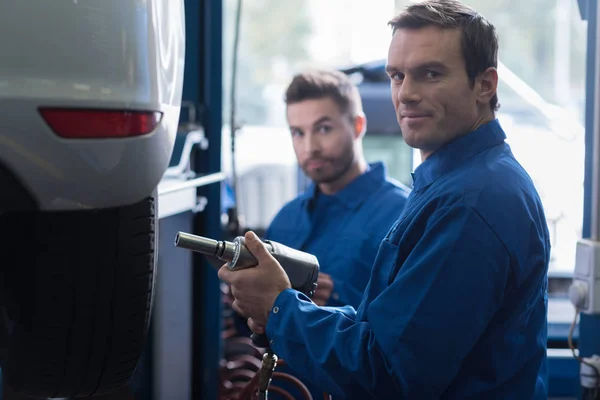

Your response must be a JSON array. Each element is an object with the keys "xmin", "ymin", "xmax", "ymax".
[{"xmin": 0, "ymin": 0, "xmax": 185, "ymax": 210}]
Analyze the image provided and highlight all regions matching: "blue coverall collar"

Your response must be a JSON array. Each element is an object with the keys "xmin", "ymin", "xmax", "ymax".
[
  {"xmin": 411, "ymin": 118, "xmax": 506, "ymax": 192},
  {"xmin": 301, "ymin": 162, "xmax": 387, "ymax": 210}
]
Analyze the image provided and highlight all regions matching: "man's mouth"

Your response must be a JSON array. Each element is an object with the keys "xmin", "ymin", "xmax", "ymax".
[
  {"xmin": 306, "ymin": 159, "xmax": 327, "ymax": 170},
  {"xmin": 401, "ymin": 112, "xmax": 430, "ymax": 119}
]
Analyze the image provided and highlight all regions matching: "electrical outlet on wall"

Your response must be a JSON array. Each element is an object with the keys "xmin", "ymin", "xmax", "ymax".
[{"xmin": 569, "ymin": 239, "xmax": 600, "ymax": 314}]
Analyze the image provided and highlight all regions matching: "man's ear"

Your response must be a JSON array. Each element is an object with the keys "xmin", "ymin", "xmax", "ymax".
[
  {"xmin": 354, "ymin": 112, "xmax": 367, "ymax": 139},
  {"xmin": 477, "ymin": 67, "xmax": 498, "ymax": 108}
]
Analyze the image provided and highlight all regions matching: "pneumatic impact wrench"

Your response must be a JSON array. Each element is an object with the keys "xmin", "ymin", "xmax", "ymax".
[{"xmin": 174, "ymin": 231, "xmax": 320, "ymax": 399}]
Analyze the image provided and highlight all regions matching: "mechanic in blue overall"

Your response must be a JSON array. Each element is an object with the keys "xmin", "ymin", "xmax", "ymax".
[{"xmin": 220, "ymin": 1, "xmax": 551, "ymax": 399}]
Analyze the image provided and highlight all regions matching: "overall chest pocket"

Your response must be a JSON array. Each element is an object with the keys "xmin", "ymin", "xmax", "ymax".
[
  {"xmin": 356, "ymin": 238, "xmax": 400, "ymax": 320},
  {"xmin": 367, "ymin": 239, "xmax": 401, "ymax": 296}
]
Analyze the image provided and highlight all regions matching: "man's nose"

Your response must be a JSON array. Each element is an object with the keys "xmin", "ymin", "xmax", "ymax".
[
  {"xmin": 303, "ymin": 134, "xmax": 320, "ymax": 154},
  {"xmin": 398, "ymin": 77, "xmax": 421, "ymax": 104}
]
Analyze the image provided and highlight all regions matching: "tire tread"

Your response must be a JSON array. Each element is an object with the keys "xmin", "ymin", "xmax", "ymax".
[{"xmin": 0, "ymin": 194, "xmax": 157, "ymax": 398}]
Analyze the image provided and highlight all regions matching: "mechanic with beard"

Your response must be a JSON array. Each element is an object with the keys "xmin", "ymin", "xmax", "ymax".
[{"xmin": 266, "ymin": 69, "xmax": 410, "ymax": 310}]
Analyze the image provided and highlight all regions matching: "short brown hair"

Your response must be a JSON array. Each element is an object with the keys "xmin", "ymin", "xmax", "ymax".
[
  {"xmin": 389, "ymin": 0, "xmax": 499, "ymax": 112},
  {"xmin": 284, "ymin": 69, "xmax": 363, "ymax": 118}
]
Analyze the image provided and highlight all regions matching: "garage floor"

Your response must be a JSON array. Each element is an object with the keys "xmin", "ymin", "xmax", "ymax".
[{"xmin": 2, "ymin": 383, "xmax": 137, "ymax": 400}]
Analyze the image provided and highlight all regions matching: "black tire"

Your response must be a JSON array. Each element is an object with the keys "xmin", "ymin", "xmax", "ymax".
[{"xmin": 0, "ymin": 194, "xmax": 157, "ymax": 398}]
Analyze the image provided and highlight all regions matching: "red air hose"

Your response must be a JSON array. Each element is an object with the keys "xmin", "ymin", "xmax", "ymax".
[{"xmin": 219, "ymin": 288, "xmax": 331, "ymax": 400}]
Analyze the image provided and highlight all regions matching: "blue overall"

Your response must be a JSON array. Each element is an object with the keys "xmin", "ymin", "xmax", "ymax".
[{"xmin": 265, "ymin": 119, "xmax": 551, "ymax": 399}]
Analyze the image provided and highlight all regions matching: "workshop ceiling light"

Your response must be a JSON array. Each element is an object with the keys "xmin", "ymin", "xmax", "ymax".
[{"xmin": 39, "ymin": 108, "xmax": 163, "ymax": 139}]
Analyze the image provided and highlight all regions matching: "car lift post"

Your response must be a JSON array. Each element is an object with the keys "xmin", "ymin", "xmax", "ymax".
[{"xmin": 188, "ymin": 0, "xmax": 224, "ymax": 399}]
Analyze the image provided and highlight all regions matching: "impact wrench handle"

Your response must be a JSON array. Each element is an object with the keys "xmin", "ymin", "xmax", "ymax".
[{"xmin": 251, "ymin": 332, "xmax": 271, "ymax": 348}]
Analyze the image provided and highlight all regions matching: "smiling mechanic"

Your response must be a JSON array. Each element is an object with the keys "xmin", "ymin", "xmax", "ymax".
[{"xmin": 220, "ymin": 1, "xmax": 551, "ymax": 399}]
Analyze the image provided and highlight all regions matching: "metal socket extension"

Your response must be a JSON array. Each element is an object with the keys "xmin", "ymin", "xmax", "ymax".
[{"xmin": 173, "ymin": 232, "xmax": 257, "ymax": 270}]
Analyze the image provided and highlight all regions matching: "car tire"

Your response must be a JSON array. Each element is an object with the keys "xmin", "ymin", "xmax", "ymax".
[{"xmin": 0, "ymin": 193, "xmax": 157, "ymax": 398}]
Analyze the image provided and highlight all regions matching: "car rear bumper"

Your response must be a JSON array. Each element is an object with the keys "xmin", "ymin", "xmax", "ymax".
[{"xmin": 0, "ymin": 99, "xmax": 180, "ymax": 210}]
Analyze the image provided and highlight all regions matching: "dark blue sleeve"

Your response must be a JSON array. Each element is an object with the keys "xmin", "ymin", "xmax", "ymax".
[{"xmin": 265, "ymin": 204, "xmax": 511, "ymax": 399}]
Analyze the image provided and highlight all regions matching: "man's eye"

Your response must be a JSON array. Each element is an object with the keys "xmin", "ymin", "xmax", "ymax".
[
  {"xmin": 391, "ymin": 73, "xmax": 404, "ymax": 81},
  {"xmin": 317, "ymin": 125, "xmax": 332, "ymax": 134},
  {"xmin": 426, "ymin": 71, "xmax": 440, "ymax": 79}
]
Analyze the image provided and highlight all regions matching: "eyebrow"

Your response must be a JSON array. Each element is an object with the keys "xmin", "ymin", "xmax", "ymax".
[
  {"xmin": 385, "ymin": 65, "xmax": 397, "ymax": 75},
  {"xmin": 386, "ymin": 61, "xmax": 449, "ymax": 75},
  {"xmin": 312, "ymin": 116, "xmax": 332, "ymax": 126},
  {"xmin": 289, "ymin": 116, "xmax": 333, "ymax": 131},
  {"xmin": 416, "ymin": 62, "xmax": 448, "ymax": 71}
]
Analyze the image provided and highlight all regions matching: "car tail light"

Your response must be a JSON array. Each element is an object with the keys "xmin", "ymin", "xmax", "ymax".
[{"xmin": 39, "ymin": 108, "xmax": 163, "ymax": 139}]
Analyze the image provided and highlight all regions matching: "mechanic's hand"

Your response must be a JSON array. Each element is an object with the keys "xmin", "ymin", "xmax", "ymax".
[
  {"xmin": 247, "ymin": 318, "xmax": 266, "ymax": 334},
  {"xmin": 312, "ymin": 272, "xmax": 334, "ymax": 306},
  {"xmin": 218, "ymin": 231, "xmax": 291, "ymax": 333}
]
